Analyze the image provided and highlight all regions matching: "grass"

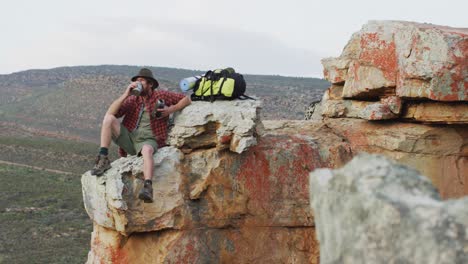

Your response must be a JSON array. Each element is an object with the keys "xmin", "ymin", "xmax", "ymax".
[
  {"xmin": 0, "ymin": 135, "xmax": 97, "ymax": 155},
  {"xmin": 0, "ymin": 135, "xmax": 119, "ymax": 174},
  {"xmin": 0, "ymin": 164, "xmax": 92, "ymax": 264}
]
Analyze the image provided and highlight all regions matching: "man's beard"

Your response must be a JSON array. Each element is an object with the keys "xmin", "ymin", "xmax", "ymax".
[{"xmin": 140, "ymin": 89, "xmax": 150, "ymax": 96}]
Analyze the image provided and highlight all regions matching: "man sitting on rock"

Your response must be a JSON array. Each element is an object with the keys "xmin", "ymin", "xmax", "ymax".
[{"xmin": 90, "ymin": 68, "xmax": 191, "ymax": 203}]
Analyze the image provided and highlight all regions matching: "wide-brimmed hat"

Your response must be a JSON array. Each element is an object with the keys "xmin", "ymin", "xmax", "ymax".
[{"xmin": 131, "ymin": 68, "xmax": 159, "ymax": 89}]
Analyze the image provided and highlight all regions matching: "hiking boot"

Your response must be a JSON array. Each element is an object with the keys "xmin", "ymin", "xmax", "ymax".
[
  {"xmin": 138, "ymin": 180, "xmax": 154, "ymax": 203},
  {"xmin": 90, "ymin": 154, "xmax": 111, "ymax": 176}
]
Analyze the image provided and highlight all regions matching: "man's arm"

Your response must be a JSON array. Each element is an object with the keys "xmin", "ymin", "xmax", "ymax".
[
  {"xmin": 171, "ymin": 96, "xmax": 191, "ymax": 112},
  {"xmin": 158, "ymin": 96, "xmax": 191, "ymax": 117},
  {"xmin": 106, "ymin": 83, "xmax": 135, "ymax": 116}
]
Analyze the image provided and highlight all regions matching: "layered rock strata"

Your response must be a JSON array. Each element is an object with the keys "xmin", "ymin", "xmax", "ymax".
[
  {"xmin": 320, "ymin": 20, "xmax": 468, "ymax": 124},
  {"xmin": 310, "ymin": 154, "xmax": 468, "ymax": 264},
  {"xmin": 315, "ymin": 20, "xmax": 468, "ymax": 199},
  {"xmin": 168, "ymin": 100, "xmax": 261, "ymax": 154},
  {"xmin": 82, "ymin": 102, "xmax": 354, "ymax": 263}
]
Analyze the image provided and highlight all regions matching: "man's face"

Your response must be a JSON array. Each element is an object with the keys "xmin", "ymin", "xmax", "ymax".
[{"xmin": 136, "ymin": 77, "xmax": 153, "ymax": 96}]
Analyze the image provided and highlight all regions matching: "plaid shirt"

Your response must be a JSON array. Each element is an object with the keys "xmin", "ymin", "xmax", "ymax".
[{"xmin": 115, "ymin": 90, "xmax": 186, "ymax": 157}]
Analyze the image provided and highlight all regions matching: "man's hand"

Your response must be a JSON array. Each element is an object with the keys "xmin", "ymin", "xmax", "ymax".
[
  {"xmin": 155, "ymin": 96, "xmax": 191, "ymax": 118},
  {"xmin": 122, "ymin": 82, "xmax": 138, "ymax": 98},
  {"xmin": 156, "ymin": 105, "xmax": 176, "ymax": 118},
  {"xmin": 106, "ymin": 83, "xmax": 136, "ymax": 116}
]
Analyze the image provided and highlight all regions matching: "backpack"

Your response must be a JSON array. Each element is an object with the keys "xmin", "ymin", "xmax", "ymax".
[{"xmin": 191, "ymin": 68, "xmax": 254, "ymax": 102}]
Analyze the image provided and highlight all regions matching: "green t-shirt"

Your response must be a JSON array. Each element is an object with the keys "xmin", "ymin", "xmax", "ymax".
[{"xmin": 132, "ymin": 108, "xmax": 154, "ymax": 143}]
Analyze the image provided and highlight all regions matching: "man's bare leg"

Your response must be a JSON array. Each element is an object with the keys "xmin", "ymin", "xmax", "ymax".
[
  {"xmin": 91, "ymin": 114, "xmax": 120, "ymax": 176},
  {"xmin": 100, "ymin": 114, "xmax": 121, "ymax": 148},
  {"xmin": 140, "ymin": 145, "xmax": 155, "ymax": 180},
  {"xmin": 139, "ymin": 144, "xmax": 155, "ymax": 202}
]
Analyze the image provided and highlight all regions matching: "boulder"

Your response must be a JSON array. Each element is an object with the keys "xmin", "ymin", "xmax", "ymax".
[
  {"xmin": 309, "ymin": 154, "xmax": 468, "ymax": 264},
  {"xmin": 82, "ymin": 147, "xmax": 185, "ymax": 234},
  {"xmin": 320, "ymin": 20, "xmax": 467, "ymax": 123},
  {"xmin": 168, "ymin": 100, "xmax": 262, "ymax": 154}
]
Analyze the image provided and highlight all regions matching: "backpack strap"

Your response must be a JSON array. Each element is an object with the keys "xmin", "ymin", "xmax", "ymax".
[
  {"xmin": 238, "ymin": 94, "xmax": 256, "ymax": 100},
  {"xmin": 210, "ymin": 79, "xmax": 214, "ymax": 102},
  {"xmin": 199, "ymin": 78, "xmax": 207, "ymax": 99},
  {"xmin": 217, "ymin": 70, "xmax": 228, "ymax": 99}
]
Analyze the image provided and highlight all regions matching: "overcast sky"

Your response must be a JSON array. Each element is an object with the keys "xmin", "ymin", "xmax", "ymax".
[{"xmin": 0, "ymin": 0, "xmax": 466, "ymax": 77}]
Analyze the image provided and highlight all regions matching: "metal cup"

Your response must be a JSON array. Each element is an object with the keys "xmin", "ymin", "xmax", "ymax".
[
  {"xmin": 155, "ymin": 99, "xmax": 165, "ymax": 118},
  {"xmin": 131, "ymin": 81, "xmax": 143, "ymax": 96}
]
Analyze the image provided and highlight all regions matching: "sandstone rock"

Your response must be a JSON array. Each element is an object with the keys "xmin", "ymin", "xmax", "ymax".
[
  {"xmin": 320, "ymin": 95, "xmax": 401, "ymax": 120},
  {"xmin": 83, "ymin": 122, "xmax": 353, "ymax": 234},
  {"xmin": 342, "ymin": 62, "xmax": 396, "ymax": 98},
  {"xmin": 87, "ymin": 224, "xmax": 319, "ymax": 264},
  {"xmin": 325, "ymin": 85, "xmax": 344, "ymax": 100},
  {"xmin": 323, "ymin": 20, "xmax": 467, "ymax": 102},
  {"xmin": 320, "ymin": 20, "xmax": 467, "ymax": 124},
  {"xmin": 322, "ymin": 58, "xmax": 350, "ymax": 84},
  {"xmin": 324, "ymin": 118, "xmax": 468, "ymax": 199},
  {"xmin": 83, "ymin": 116, "xmax": 467, "ymax": 262},
  {"xmin": 403, "ymin": 102, "xmax": 468, "ymax": 124},
  {"xmin": 310, "ymin": 154, "xmax": 468, "ymax": 264},
  {"xmin": 394, "ymin": 23, "xmax": 467, "ymax": 101},
  {"xmin": 82, "ymin": 120, "xmax": 356, "ymax": 263},
  {"xmin": 82, "ymin": 147, "xmax": 185, "ymax": 234},
  {"xmin": 168, "ymin": 100, "xmax": 261, "ymax": 154}
]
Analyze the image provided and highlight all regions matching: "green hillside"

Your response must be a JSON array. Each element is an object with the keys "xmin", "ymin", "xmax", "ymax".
[{"xmin": 0, "ymin": 164, "xmax": 92, "ymax": 263}]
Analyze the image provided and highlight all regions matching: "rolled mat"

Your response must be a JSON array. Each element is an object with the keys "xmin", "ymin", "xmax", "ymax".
[{"xmin": 179, "ymin": 76, "xmax": 201, "ymax": 92}]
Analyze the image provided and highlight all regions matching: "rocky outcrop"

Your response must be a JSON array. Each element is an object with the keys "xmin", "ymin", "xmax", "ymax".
[
  {"xmin": 323, "ymin": 118, "xmax": 467, "ymax": 199},
  {"xmin": 82, "ymin": 20, "xmax": 467, "ymax": 263},
  {"xmin": 315, "ymin": 20, "xmax": 468, "ymax": 199},
  {"xmin": 82, "ymin": 103, "xmax": 355, "ymax": 263},
  {"xmin": 310, "ymin": 154, "xmax": 468, "ymax": 264},
  {"xmin": 168, "ymin": 100, "xmax": 261, "ymax": 154},
  {"xmin": 320, "ymin": 20, "xmax": 468, "ymax": 124}
]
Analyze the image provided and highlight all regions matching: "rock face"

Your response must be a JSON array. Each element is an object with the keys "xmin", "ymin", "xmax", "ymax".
[
  {"xmin": 313, "ymin": 20, "xmax": 468, "ymax": 200},
  {"xmin": 168, "ymin": 100, "xmax": 261, "ymax": 154},
  {"xmin": 321, "ymin": 20, "xmax": 468, "ymax": 124},
  {"xmin": 82, "ymin": 104, "xmax": 355, "ymax": 263},
  {"xmin": 83, "ymin": 20, "xmax": 468, "ymax": 263},
  {"xmin": 323, "ymin": 118, "xmax": 468, "ymax": 199},
  {"xmin": 309, "ymin": 154, "xmax": 468, "ymax": 264}
]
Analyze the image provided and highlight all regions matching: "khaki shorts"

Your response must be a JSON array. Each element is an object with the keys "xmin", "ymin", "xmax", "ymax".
[{"xmin": 112, "ymin": 124, "xmax": 158, "ymax": 156}]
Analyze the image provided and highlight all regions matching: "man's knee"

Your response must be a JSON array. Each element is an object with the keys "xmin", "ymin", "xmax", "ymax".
[
  {"xmin": 103, "ymin": 114, "xmax": 117, "ymax": 126},
  {"xmin": 141, "ymin": 145, "xmax": 154, "ymax": 156}
]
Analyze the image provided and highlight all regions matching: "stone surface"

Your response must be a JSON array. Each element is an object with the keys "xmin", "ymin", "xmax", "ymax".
[
  {"xmin": 320, "ymin": 94, "xmax": 401, "ymax": 120},
  {"xmin": 320, "ymin": 20, "xmax": 468, "ymax": 123},
  {"xmin": 323, "ymin": 20, "xmax": 467, "ymax": 101},
  {"xmin": 87, "ymin": 224, "xmax": 319, "ymax": 264},
  {"xmin": 342, "ymin": 62, "xmax": 396, "ymax": 98},
  {"xmin": 324, "ymin": 118, "xmax": 468, "ymax": 199},
  {"xmin": 83, "ymin": 116, "xmax": 467, "ymax": 262},
  {"xmin": 82, "ymin": 120, "xmax": 356, "ymax": 263},
  {"xmin": 403, "ymin": 102, "xmax": 468, "ymax": 124},
  {"xmin": 82, "ymin": 147, "xmax": 185, "ymax": 234},
  {"xmin": 309, "ymin": 154, "xmax": 468, "ymax": 264},
  {"xmin": 322, "ymin": 58, "xmax": 350, "ymax": 84},
  {"xmin": 168, "ymin": 100, "xmax": 262, "ymax": 154}
]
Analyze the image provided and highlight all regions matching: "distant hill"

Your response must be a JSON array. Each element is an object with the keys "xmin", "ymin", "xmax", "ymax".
[{"xmin": 0, "ymin": 65, "xmax": 329, "ymax": 141}]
